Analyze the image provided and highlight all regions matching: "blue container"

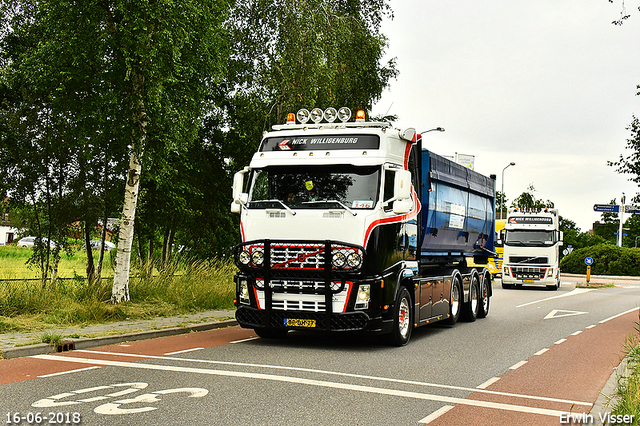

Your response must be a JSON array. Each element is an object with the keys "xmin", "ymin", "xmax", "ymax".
[{"xmin": 420, "ymin": 151, "xmax": 495, "ymax": 259}]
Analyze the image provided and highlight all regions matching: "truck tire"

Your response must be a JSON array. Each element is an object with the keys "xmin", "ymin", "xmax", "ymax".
[
  {"xmin": 478, "ymin": 273, "xmax": 491, "ymax": 318},
  {"xmin": 254, "ymin": 328, "xmax": 289, "ymax": 339},
  {"xmin": 444, "ymin": 276, "xmax": 463, "ymax": 325},
  {"xmin": 385, "ymin": 287, "xmax": 413, "ymax": 346},
  {"xmin": 462, "ymin": 274, "xmax": 479, "ymax": 322}
]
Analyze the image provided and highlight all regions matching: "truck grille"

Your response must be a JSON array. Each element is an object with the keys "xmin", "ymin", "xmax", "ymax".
[
  {"xmin": 510, "ymin": 267, "xmax": 548, "ymax": 280},
  {"xmin": 509, "ymin": 256, "xmax": 549, "ymax": 264},
  {"xmin": 234, "ymin": 240, "xmax": 364, "ymax": 272}
]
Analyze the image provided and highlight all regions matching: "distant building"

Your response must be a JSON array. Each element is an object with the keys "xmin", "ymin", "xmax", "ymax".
[{"xmin": 0, "ymin": 210, "xmax": 19, "ymax": 245}]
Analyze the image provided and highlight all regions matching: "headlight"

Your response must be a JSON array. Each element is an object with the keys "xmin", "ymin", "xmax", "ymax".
[
  {"xmin": 332, "ymin": 252, "xmax": 347, "ymax": 268},
  {"xmin": 355, "ymin": 284, "xmax": 371, "ymax": 310},
  {"xmin": 251, "ymin": 248, "xmax": 264, "ymax": 266},
  {"xmin": 238, "ymin": 250, "xmax": 251, "ymax": 265},
  {"xmin": 347, "ymin": 252, "xmax": 362, "ymax": 268}
]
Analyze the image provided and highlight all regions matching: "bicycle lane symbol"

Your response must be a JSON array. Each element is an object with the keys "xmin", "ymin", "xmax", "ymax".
[{"xmin": 32, "ymin": 383, "xmax": 208, "ymax": 415}]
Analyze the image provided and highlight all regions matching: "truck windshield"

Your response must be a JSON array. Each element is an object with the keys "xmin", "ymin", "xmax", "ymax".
[
  {"xmin": 248, "ymin": 165, "xmax": 380, "ymax": 210},
  {"xmin": 505, "ymin": 230, "xmax": 555, "ymax": 246}
]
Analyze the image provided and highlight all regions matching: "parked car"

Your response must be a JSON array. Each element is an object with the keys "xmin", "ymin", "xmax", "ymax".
[
  {"xmin": 83, "ymin": 240, "xmax": 116, "ymax": 251},
  {"xmin": 17, "ymin": 236, "xmax": 57, "ymax": 248}
]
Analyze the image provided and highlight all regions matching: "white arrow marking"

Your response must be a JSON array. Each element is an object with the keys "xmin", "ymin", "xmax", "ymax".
[{"xmin": 544, "ymin": 309, "xmax": 588, "ymax": 320}]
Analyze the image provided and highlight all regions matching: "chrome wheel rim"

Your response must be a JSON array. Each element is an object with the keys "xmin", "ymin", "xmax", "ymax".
[
  {"xmin": 398, "ymin": 297, "xmax": 410, "ymax": 338},
  {"xmin": 470, "ymin": 279, "xmax": 479, "ymax": 313},
  {"xmin": 451, "ymin": 282, "xmax": 460, "ymax": 315},
  {"xmin": 481, "ymin": 282, "xmax": 489, "ymax": 313}
]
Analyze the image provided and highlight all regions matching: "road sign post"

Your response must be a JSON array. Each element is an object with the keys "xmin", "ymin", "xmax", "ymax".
[{"xmin": 585, "ymin": 257, "xmax": 594, "ymax": 283}]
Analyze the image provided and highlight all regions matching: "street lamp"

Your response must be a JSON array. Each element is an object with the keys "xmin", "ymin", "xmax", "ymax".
[
  {"xmin": 420, "ymin": 127, "xmax": 445, "ymax": 134},
  {"xmin": 501, "ymin": 162, "xmax": 516, "ymax": 218}
]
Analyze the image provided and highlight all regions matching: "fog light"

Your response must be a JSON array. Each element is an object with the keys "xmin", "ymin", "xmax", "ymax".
[
  {"xmin": 332, "ymin": 252, "xmax": 347, "ymax": 268},
  {"xmin": 238, "ymin": 250, "xmax": 251, "ymax": 265},
  {"xmin": 251, "ymin": 248, "xmax": 264, "ymax": 266},
  {"xmin": 355, "ymin": 284, "xmax": 370, "ymax": 310},
  {"xmin": 239, "ymin": 280, "xmax": 250, "ymax": 304}
]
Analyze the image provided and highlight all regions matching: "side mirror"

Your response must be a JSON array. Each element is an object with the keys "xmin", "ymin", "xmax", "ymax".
[
  {"xmin": 231, "ymin": 168, "xmax": 249, "ymax": 214},
  {"xmin": 394, "ymin": 169, "xmax": 412, "ymax": 200},
  {"xmin": 393, "ymin": 200, "xmax": 412, "ymax": 214},
  {"xmin": 559, "ymin": 231, "xmax": 564, "ymax": 244}
]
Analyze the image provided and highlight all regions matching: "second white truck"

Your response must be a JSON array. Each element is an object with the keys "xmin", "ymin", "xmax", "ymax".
[{"xmin": 500, "ymin": 208, "xmax": 563, "ymax": 290}]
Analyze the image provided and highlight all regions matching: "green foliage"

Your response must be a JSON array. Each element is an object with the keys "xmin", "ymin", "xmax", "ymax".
[
  {"xmin": 560, "ymin": 244, "xmax": 640, "ymax": 275},
  {"xmin": 611, "ymin": 319, "xmax": 640, "ymax": 424},
  {"xmin": 0, "ymin": 257, "xmax": 236, "ymax": 333},
  {"xmin": 510, "ymin": 184, "xmax": 554, "ymax": 210}
]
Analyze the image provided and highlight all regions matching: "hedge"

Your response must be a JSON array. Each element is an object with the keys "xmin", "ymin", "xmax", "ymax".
[{"xmin": 560, "ymin": 244, "xmax": 640, "ymax": 276}]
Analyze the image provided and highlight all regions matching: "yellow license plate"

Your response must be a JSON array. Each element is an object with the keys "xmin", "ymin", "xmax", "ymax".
[
  {"xmin": 523, "ymin": 279, "xmax": 535, "ymax": 283},
  {"xmin": 284, "ymin": 318, "xmax": 316, "ymax": 328}
]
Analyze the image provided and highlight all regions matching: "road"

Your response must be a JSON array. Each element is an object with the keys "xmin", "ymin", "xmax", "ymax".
[{"xmin": 1, "ymin": 278, "xmax": 639, "ymax": 426}]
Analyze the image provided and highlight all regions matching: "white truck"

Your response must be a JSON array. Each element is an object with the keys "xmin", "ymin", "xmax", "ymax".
[
  {"xmin": 500, "ymin": 208, "xmax": 563, "ymax": 290},
  {"xmin": 230, "ymin": 107, "xmax": 496, "ymax": 345}
]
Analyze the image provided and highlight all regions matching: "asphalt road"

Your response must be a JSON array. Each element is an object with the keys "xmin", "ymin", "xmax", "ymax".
[{"xmin": 1, "ymin": 278, "xmax": 639, "ymax": 426}]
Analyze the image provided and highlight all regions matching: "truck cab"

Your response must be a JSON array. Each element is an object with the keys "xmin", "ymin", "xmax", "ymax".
[{"xmin": 500, "ymin": 208, "xmax": 563, "ymax": 290}]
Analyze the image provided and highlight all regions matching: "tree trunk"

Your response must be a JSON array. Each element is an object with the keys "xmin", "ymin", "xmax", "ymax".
[
  {"xmin": 84, "ymin": 220, "xmax": 95, "ymax": 283},
  {"xmin": 112, "ymin": 70, "xmax": 147, "ymax": 303}
]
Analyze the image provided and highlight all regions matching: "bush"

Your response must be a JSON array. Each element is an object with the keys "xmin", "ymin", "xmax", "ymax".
[{"xmin": 560, "ymin": 244, "xmax": 640, "ymax": 276}]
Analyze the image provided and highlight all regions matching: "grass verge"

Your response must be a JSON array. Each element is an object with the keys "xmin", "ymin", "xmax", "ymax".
[
  {"xmin": 0, "ymin": 257, "xmax": 236, "ymax": 333},
  {"xmin": 610, "ymin": 319, "xmax": 640, "ymax": 425}
]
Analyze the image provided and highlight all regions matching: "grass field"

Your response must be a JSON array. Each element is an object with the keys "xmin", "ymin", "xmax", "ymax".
[{"xmin": 0, "ymin": 245, "xmax": 236, "ymax": 333}]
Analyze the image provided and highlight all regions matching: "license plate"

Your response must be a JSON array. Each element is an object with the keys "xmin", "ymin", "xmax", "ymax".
[
  {"xmin": 523, "ymin": 279, "xmax": 535, "ymax": 283},
  {"xmin": 284, "ymin": 318, "xmax": 316, "ymax": 328}
]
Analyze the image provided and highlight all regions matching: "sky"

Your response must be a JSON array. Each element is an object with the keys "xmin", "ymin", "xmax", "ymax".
[{"xmin": 370, "ymin": 0, "xmax": 640, "ymax": 233}]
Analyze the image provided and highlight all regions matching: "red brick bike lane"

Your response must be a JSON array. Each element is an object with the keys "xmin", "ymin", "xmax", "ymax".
[{"xmin": 425, "ymin": 308, "xmax": 639, "ymax": 426}]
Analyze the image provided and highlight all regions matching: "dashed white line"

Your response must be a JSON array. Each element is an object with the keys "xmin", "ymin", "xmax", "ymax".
[
  {"xmin": 555, "ymin": 339, "xmax": 567, "ymax": 345},
  {"xmin": 586, "ymin": 325, "xmax": 597, "ymax": 329},
  {"xmin": 30, "ymin": 354, "xmax": 576, "ymax": 418},
  {"xmin": 476, "ymin": 377, "xmax": 500, "ymax": 389},
  {"xmin": 418, "ymin": 405, "xmax": 454, "ymax": 424},
  {"xmin": 534, "ymin": 348, "xmax": 549, "ymax": 356},
  {"xmin": 571, "ymin": 331, "xmax": 582, "ymax": 336},
  {"xmin": 509, "ymin": 361, "xmax": 527, "ymax": 370},
  {"xmin": 164, "ymin": 347, "xmax": 204, "ymax": 356}
]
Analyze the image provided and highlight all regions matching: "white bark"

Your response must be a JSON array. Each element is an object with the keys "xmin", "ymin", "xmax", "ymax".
[{"xmin": 111, "ymin": 151, "xmax": 142, "ymax": 303}]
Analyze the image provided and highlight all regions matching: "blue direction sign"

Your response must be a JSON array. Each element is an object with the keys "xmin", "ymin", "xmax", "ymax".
[
  {"xmin": 593, "ymin": 204, "xmax": 619, "ymax": 213},
  {"xmin": 585, "ymin": 257, "xmax": 594, "ymax": 266}
]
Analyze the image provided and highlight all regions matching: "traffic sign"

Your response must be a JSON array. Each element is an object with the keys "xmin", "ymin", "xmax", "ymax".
[
  {"xmin": 593, "ymin": 204, "xmax": 619, "ymax": 213},
  {"xmin": 584, "ymin": 257, "xmax": 594, "ymax": 266}
]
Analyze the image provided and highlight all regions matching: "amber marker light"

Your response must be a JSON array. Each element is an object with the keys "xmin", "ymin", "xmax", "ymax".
[
  {"xmin": 286, "ymin": 113, "xmax": 295, "ymax": 124},
  {"xmin": 355, "ymin": 110, "xmax": 366, "ymax": 122}
]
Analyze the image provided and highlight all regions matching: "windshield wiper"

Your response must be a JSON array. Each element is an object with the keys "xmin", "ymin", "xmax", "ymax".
[
  {"xmin": 253, "ymin": 199, "xmax": 296, "ymax": 216},
  {"xmin": 302, "ymin": 200, "xmax": 357, "ymax": 216}
]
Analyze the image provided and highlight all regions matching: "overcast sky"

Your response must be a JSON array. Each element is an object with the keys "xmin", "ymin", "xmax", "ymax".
[{"xmin": 371, "ymin": 0, "xmax": 640, "ymax": 233}]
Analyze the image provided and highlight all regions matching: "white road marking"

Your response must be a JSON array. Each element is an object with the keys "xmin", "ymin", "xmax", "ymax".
[
  {"xmin": 586, "ymin": 325, "xmax": 597, "ymax": 329},
  {"xmin": 38, "ymin": 366, "xmax": 101, "ymax": 378},
  {"xmin": 72, "ymin": 349, "xmax": 591, "ymax": 406},
  {"xmin": 509, "ymin": 361, "xmax": 527, "ymax": 370},
  {"xmin": 418, "ymin": 405, "xmax": 454, "ymax": 424},
  {"xmin": 476, "ymin": 377, "xmax": 500, "ymax": 389},
  {"xmin": 31, "ymin": 354, "xmax": 579, "ymax": 417},
  {"xmin": 516, "ymin": 288, "xmax": 593, "ymax": 308},
  {"xmin": 164, "ymin": 347, "xmax": 204, "ymax": 356},
  {"xmin": 230, "ymin": 337, "xmax": 260, "ymax": 344},
  {"xmin": 543, "ymin": 309, "xmax": 587, "ymax": 320},
  {"xmin": 534, "ymin": 348, "xmax": 549, "ymax": 356},
  {"xmin": 555, "ymin": 339, "xmax": 567, "ymax": 345},
  {"xmin": 599, "ymin": 307, "xmax": 639, "ymax": 324},
  {"xmin": 571, "ymin": 331, "xmax": 582, "ymax": 336}
]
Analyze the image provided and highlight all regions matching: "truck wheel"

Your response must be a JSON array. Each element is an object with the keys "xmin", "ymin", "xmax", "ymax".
[
  {"xmin": 478, "ymin": 274, "xmax": 490, "ymax": 318},
  {"xmin": 385, "ymin": 287, "xmax": 413, "ymax": 346},
  {"xmin": 444, "ymin": 276, "xmax": 463, "ymax": 325},
  {"xmin": 254, "ymin": 328, "xmax": 289, "ymax": 339},
  {"xmin": 462, "ymin": 275, "xmax": 479, "ymax": 322}
]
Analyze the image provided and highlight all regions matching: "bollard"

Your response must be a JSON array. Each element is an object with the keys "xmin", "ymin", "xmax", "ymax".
[{"xmin": 586, "ymin": 265, "xmax": 591, "ymax": 283}]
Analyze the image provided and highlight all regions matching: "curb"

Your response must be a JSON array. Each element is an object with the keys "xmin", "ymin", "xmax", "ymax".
[
  {"xmin": 590, "ymin": 356, "xmax": 630, "ymax": 425},
  {"xmin": 0, "ymin": 319, "xmax": 238, "ymax": 360}
]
